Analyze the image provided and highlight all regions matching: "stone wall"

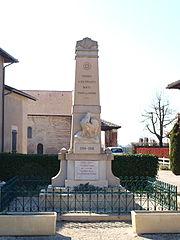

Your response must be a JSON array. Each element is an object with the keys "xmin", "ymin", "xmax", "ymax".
[
  {"xmin": 24, "ymin": 90, "xmax": 72, "ymax": 115},
  {"xmin": 27, "ymin": 115, "xmax": 71, "ymax": 154}
]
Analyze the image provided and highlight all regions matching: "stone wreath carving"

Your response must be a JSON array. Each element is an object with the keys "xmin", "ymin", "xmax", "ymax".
[{"xmin": 74, "ymin": 112, "xmax": 100, "ymax": 143}]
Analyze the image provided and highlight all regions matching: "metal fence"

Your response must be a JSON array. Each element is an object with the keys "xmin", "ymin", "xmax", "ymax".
[{"xmin": 0, "ymin": 177, "xmax": 177, "ymax": 215}]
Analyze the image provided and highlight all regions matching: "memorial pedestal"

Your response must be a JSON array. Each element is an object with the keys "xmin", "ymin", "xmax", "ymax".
[
  {"xmin": 52, "ymin": 151, "xmax": 120, "ymax": 187},
  {"xmin": 65, "ymin": 180, "xmax": 108, "ymax": 187}
]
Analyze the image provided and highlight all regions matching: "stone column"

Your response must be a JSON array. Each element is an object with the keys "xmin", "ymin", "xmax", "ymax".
[{"xmin": 70, "ymin": 37, "xmax": 101, "ymax": 152}]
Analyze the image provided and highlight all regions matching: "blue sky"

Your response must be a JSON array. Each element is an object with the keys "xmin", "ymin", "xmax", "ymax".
[{"xmin": 1, "ymin": 0, "xmax": 180, "ymax": 145}]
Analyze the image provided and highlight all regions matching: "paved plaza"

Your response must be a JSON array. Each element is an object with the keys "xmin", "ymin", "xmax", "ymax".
[
  {"xmin": 1, "ymin": 221, "xmax": 180, "ymax": 240},
  {"xmin": 157, "ymin": 170, "xmax": 180, "ymax": 193}
]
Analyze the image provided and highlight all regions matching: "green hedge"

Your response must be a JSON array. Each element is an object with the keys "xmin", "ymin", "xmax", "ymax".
[
  {"xmin": 170, "ymin": 122, "xmax": 180, "ymax": 175},
  {"xmin": 112, "ymin": 154, "xmax": 158, "ymax": 178},
  {"xmin": 0, "ymin": 153, "xmax": 59, "ymax": 181},
  {"xmin": 0, "ymin": 153, "xmax": 158, "ymax": 181}
]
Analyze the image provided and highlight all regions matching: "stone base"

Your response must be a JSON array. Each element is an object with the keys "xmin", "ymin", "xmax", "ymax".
[
  {"xmin": 52, "ymin": 151, "xmax": 120, "ymax": 188},
  {"xmin": 65, "ymin": 180, "xmax": 108, "ymax": 188},
  {"xmin": 40, "ymin": 186, "xmax": 134, "ymax": 213}
]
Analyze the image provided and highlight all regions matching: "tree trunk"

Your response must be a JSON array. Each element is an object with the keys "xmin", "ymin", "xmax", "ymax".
[{"xmin": 159, "ymin": 138, "xmax": 163, "ymax": 147}]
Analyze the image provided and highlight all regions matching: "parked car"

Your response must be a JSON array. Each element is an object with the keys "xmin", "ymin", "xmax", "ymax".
[{"xmin": 106, "ymin": 147, "xmax": 124, "ymax": 155}]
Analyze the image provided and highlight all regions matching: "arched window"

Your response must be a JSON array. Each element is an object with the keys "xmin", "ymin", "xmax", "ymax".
[
  {"xmin": 12, "ymin": 130, "xmax": 17, "ymax": 153},
  {"xmin": 27, "ymin": 127, "xmax": 32, "ymax": 138},
  {"xmin": 37, "ymin": 143, "xmax": 43, "ymax": 154}
]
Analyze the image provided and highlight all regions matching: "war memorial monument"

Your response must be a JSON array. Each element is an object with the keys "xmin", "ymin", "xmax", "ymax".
[
  {"xmin": 40, "ymin": 38, "xmax": 132, "ymax": 213},
  {"xmin": 52, "ymin": 37, "xmax": 120, "ymax": 188}
]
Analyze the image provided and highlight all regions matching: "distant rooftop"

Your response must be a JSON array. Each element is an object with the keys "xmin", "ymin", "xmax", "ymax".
[
  {"xmin": 0, "ymin": 48, "xmax": 18, "ymax": 63},
  {"xmin": 167, "ymin": 80, "xmax": 180, "ymax": 89},
  {"xmin": 101, "ymin": 119, "xmax": 121, "ymax": 131}
]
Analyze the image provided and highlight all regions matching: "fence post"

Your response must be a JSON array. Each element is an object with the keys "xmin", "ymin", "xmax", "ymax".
[{"xmin": 175, "ymin": 186, "xmax": 178, "ymax": 210}]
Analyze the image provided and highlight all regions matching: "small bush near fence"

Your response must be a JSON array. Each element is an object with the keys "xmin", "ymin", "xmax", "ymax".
[
  {"xmin": 0, "ymin": 153, "xmax": 59, "ymax": 181},
  {"xmin": 112, "ymin": 154, "xmax": 158, "ymax": 178},
  {"xmin": 0, "ymin": 153, "xmax": 158, "ymax": 181},
  {"xmin": 170, "ymin": 122, "xmax": 180, "ymax": 175}
]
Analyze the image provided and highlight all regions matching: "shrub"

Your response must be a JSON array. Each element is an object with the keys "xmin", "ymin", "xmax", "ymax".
[
  {"xmin": 0, "ymin": 153, "xmax": 59, "ymax": 181},
  {"xmin": 0, "ymin": 153, "xmax": 159, "ymax": 181},
  {"xmin": 170, "ymin": 122, "xmax": 180, "ymax": 175},
  {"xmin": 112, "ymin": 154, "xmax": 158, "ymax": 178}
]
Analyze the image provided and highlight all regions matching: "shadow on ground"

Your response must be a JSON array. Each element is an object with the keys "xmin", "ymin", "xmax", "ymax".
[
  {"xmin": 136, "ymin": 233, "xmax": 180, "ymax": 240},
  {"xmin": 0, "ymin": 235, "xmax": 71, "ymax": 240}
]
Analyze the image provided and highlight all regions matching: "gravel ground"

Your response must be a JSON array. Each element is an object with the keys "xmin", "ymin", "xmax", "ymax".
[
  {"xmin": 1, "ymin": 221, "xmax": 180, "ymax": 240},
  {"xmin": 157, "ymin": 170, "xmax": 180, "ymax": 193}
]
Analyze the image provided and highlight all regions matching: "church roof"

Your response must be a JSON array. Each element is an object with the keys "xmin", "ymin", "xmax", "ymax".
[
  {"xmin": 5, "ymin": 85, "xmax": 36, "ymax": 101},
  {"xmin": 0, "ymin": 48, "xmax": 18, "ymax": 63},
  {"xmin": 166, "ymin": 80, "xmax": 180, "ymax": 89}
]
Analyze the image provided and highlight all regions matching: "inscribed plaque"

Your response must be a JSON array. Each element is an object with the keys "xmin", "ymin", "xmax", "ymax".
[
  {"xmin": 75, "ymin": 161, "xmax": 99, "ymax": 180},
  {"xmin": 74, "ymin": 143, "xmax": 100, "ymax": 154}
]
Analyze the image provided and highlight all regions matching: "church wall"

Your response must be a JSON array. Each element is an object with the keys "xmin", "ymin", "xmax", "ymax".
[
  {"xmin": 4, "ymin": 92, "xmax": 28, "ymax": 153},
  {"xmin": 27, "ymin": 115, "xmax": 71, "ymax": 154},
  {"xmin": 24, "ymin": 90, "xmax": 72, "ymax": 115}
]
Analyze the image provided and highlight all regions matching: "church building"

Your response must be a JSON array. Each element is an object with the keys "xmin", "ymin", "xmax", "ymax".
[{"xmin": 0, "ymin": 48, "xmax": 121, "ymax": 154}]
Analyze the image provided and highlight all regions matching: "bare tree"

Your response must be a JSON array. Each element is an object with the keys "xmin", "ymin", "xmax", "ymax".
[{"xmin": 142, "ymin": 93, "xmax": 176, "ymax": 147}]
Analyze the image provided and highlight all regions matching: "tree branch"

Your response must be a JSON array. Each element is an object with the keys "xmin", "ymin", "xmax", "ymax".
[{"xmin": 142, "ymin": 92, "xmax": 175, "ymax": 145}]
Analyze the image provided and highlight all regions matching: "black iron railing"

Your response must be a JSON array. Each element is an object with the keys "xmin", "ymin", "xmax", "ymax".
[
  {"xmin": 0, "ymin": 176, "xmax": 177, "ymax": 214},
  {"xmin": 0, "ymin": 176, "xmax": 17, "ymax": 211}
]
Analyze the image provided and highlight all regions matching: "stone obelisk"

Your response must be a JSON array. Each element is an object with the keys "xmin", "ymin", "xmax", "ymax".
[{"xmin": 52, "ymin": 37, "xmax": 119, "ymax": 187}]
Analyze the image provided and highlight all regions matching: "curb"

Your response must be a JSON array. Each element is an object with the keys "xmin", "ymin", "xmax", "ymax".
[{"xmin": 57, "ymin": 214, "xmax": 131, "ymax": 222}]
